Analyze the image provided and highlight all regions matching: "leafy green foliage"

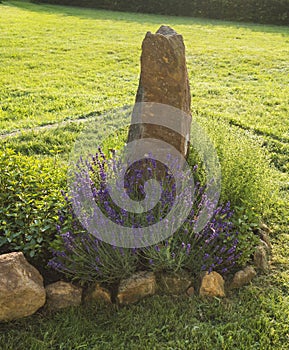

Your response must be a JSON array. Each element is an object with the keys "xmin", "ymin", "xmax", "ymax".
[
  {"xmin": 0, "ymin": 149, "xmax": 66, "ymax": 263},
  {"xmin": 198, "ymin": 118, "xmax": 275, "ymax": 219}
]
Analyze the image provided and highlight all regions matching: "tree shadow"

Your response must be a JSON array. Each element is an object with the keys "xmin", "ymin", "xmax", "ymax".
[{"xmin": 4, "ymin": 0, "xmax": 289, "ymax": 35}]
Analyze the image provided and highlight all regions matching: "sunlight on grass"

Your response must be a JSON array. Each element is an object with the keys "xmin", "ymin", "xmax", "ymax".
[{"xmin": 0, "ymin": 1, "xmax": 288, "ymax": 349}]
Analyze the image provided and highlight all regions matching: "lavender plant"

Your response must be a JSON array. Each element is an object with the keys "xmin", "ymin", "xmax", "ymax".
[
  {"xmin": 49, "ymin": 196, "xmax": 139, "ymax": 284},
  {"xmin": 49, "ymin": 147, "xmax": 247, "ymax": 285},
  {"xmin": 141, "ymin": 199, "xmax": 242, "ymax": 275},
  {"xmin": 49, "ymin": 229, "xmax": 139, "ymax": 284}
]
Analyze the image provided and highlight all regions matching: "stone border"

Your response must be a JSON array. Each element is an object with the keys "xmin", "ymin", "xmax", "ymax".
[{"xmin": 0, "ymin": 224, "xmax": 271, "ymax": 321}]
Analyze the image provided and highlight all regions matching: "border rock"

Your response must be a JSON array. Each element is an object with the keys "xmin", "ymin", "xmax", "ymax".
[
  {"xmin": 0, "ymin": 252, "xmax": 46, "ymax": 322},
  {"xmin": 157, "ymin": 271, "xmax": 193, "ymax": 296},
  {"xmin": 117, "ymin": 271, "xmax": 156, "ymax": 305},
  {"xmin": 254, "ymin": 245, "xmax": 269, "ymax": 272},
  {"xmin": 199, "ymin": 271, "xmax": 225, "ymax": 298},
  {"xmin": 84, "ymin": 283, "xmax": 112, "ymax": 305},
  {"xmin": 229, "ymin": 266, "xmax": 257, "ymax": 290},
  {"xmin": 45, "ymin": 281, "xmax": 82, "ymax": 311}
]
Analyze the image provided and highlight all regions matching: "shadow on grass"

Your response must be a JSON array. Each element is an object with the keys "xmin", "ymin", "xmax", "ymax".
[{"xmin": 4, "ymin": 0, "xmax": 289, "ymax": 35}]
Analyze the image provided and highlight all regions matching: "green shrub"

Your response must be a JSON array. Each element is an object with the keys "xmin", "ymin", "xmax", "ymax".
[
  {"xmin": 35, "ymin": 0, "xmax": 289, "ymax": 25},
  {"xmin": 0, "ymin": 149, "xmax": 66, "ymax": 265},
  {"xmin": 197, "ymin": 116, "xmax": 275, "ymax": 239}
]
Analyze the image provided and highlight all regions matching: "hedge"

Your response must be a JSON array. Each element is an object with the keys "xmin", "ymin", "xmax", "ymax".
[{"xmin": 35, "ymin": 0, "xmax": 289, "ymax": 25}]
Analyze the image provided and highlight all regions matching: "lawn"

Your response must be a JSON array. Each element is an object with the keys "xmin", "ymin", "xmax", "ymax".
[{"xmin": 0, "ymin": 1, "xmax": 289, "ymax": 349}]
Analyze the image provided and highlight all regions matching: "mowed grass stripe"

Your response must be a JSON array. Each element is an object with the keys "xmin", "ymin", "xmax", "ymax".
[{"xmin": 1, "ymin": 0, "xmax": 288, "ymax": 140}]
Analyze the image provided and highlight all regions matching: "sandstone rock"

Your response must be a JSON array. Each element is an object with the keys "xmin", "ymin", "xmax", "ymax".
[
  {"xmin": 0, "ymin": 252, "xmax": 46, "ymax": 322},
  {"xmin": 260, "ymin": 231, "xmax": 272, "ymax": 251},
  {"xmin": 229, "ymin": 266, "xmax": 257, "ymax": 289},
  {"xmin": 84, "ymin": 283, "xmax": 111, "ymax": 304},
  {"xmin": 128, "ymin": 25, "xmax": 192, "ymax": 159},
  {"xmin": 199, "ymin": 271, "xmax": 225, "ymax": 298},
  {"xmin": 45, "ymin": 281, "xmax": 82, "ymax": 310},
  {"xmin": 157, "ymin": 271, "xmax": 192, "ymax": 295},
  {"xmin": 186, "ymin": 286, "xmax": 195, "ymax": 297},
  {"xmin": 117, "ymin": 271, "xmax": 156, "ymax": 305},
  {"xmin": 260, "ymin": 222, "xmax": 272, "ymax": 234},
  {"xmin": 254, "ymin": 245, "xmax": 269, "ymax": 272}
]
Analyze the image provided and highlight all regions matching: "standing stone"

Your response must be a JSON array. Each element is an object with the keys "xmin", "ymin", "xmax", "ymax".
[
  {"xmin": 0, "ymin": 252, "xmax": 46, "ymax": 322},
  {"xmin": 128, "ymin": 25, "xmax": 192, "ymax": 159}
]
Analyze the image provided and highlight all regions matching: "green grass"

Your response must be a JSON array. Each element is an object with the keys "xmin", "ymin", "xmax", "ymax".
[
  {"xmin": 1, "ymin": 287, "xmax": 289, "ymax": 350},
  {"xmin": 0, "ymin": 1, "xmax": 289, "ymax": 349}
]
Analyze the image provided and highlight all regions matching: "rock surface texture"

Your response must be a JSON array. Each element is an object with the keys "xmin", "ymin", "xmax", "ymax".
[
  {"xmin": 199, "ymin": 271, "xmax": 225, "ymax": 298},
  {"xmin": 117, "ymin": 271, "xmax": 156, "ymax": 305},
  {"xmin": 186, "ymin": 286, "xmax": 195, "ymax": 297},
  {"xmin": 229, "ymin": 266, "xmax": 257, "ymax": 289},
  {"xmin": 45, "ymin": 281, "xmax": 82, "ymax": 310},
  {"xmin": 128, "ymin": 25, "xmax": 192, "ymax": 159},
  {"xmin": 84, "ymin": 283, "xmax": 112, "ymax": 304},
  {"xmin": 0, "ymin": 252, "xmax": 46, "ymax": 322},
  {"xmin": 157, "ymin": 271, "xmax": 192, "ymax": 295},
  {"xmin": 254, "ymin": 245, "xmax": 269, "ymax": 272}
]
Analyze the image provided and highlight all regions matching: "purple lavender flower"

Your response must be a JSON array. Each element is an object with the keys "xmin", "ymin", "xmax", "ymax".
[
  {"xmin": 227, "ymin": 245, "xmax": 236, "ymax": 255},
  {"xmin": 60, "ymin": 231, "xmax": 74, "ymax": 251},
  {"xmin": 119, "ymin": 247, "xmax": 124, "ymax": 256},
  {"xmin": 226, "ymin": 255, "xmax": 235, "ymax": 262},
  {"xmin": 208, "ymin": 266, "xmax": 214, "ymax": 274}
]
